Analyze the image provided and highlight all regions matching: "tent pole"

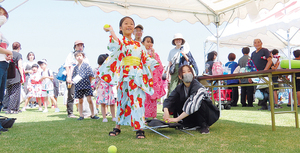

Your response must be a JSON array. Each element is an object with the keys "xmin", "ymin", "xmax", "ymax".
[
  {"xmin": 215, "ymin": 16, "xmax": 222, "ymax": 115},
  {"xmin": 287, "ymin": 29, "xmax": 294, "ymax": 111}
]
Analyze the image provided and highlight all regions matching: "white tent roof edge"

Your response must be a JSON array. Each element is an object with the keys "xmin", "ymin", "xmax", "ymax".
[{"xmin": 66, "ymin": 0, "xmax": 290, "ymax": 25}]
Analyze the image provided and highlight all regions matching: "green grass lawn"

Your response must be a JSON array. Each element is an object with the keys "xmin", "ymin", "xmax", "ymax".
[{"xmin": 1, "ymin": 97, "xmax": 300, "ymax": 153}]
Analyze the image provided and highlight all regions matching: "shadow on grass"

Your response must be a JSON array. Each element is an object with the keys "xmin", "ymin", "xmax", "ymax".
[
  {"xmin": 1, "ymin": 111, "xmax": 300, "ymax": 152},
  {"xmin": 1, "ymin": 101, "xmax": 299, "ymax": 152}
]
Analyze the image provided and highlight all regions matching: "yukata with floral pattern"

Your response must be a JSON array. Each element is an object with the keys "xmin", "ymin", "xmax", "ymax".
[
  {"xmin": 145, "ymin": 52, "xmax": 165, "ymax": 118},
  {"xmin": 98, "ymin": 36, "xmax": 159, "ymax": 130},
  {"xmin": 26, "ymin": 71, "xmax": 42, "ymax": 98},
  {"xmin": 93, "ymin": 69, "xmax": 115, "ymax": 106}
]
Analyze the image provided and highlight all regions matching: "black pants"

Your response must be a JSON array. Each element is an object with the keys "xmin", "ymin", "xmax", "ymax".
[
  {"xmin": 66, "ymin": 82, "xmax": 75, "ymax": 115},
  {"xmin": 181, "ymin": 99, "xmax": 219, "ymax": 128},
  {"xmin": 3, "ymin": 83, "xmax": 21, "ymax": 111},
  {"xmin": 241, "ymin": 85, "xmax": 254, "ymax": 106},
  {"xmin": 228, "ymin": 86, "xmax": 239, "ymax": 106}
]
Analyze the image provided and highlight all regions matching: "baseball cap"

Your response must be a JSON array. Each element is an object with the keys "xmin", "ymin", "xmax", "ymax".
[
  {"xmin": 37, "ymin": 59, "xmax": 47, "ymax": 65},
  {"xmin": 135, "ymin": 24, "xmax": 143, "ymax": 30},
  {"xmin": 74, "ymin": 40, "xmax": 84, "ymax": 46}
]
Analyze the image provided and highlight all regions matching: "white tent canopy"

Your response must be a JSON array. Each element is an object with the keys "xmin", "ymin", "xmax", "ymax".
[
  {"xmin": 69, "ymin": 0, "xmax": 289, "ymax": 25},
  {"xmin": 206, "ymin": 0, "xmax": 300, "ymax": 50}
]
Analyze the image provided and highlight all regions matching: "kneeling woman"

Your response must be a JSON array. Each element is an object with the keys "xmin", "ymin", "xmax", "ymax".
[{"xmin": 163, "ymin": 65, "xmax": 219, "ymax": 134}]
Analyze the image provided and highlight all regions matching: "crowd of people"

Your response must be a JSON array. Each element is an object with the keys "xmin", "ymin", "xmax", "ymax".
[
  {"xmin": 205, "ymin": 38, "xmax": 300, "ymax": 110},
  {"xmin": 0, "ymin": 5, "xmax": 298, "ymax": 138}
]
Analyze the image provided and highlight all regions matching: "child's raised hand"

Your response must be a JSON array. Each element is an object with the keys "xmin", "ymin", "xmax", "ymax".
[{"xmin": 103, "ymin": 24, "xmax": 113, "ymax": 32}]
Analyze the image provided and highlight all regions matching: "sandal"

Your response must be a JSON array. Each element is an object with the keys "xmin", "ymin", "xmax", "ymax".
[
  {"xmin": 109, "ymin": 128, "xmax": 121, "ymax": 136},
  {"xmin": 136, "ymin": 130, "xmax": 146, "ymax": 139}
]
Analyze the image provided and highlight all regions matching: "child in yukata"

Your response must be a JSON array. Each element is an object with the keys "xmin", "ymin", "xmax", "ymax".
[
  {"xmin": 93, "ymin": 54, "xmax": 116, "ymax": 123},
  {"xmin": 72, "ymin": 51, "xmax": 99, "ymax": 120},
  {"xmin": 21, "ymin": 64, "xmax": 43, "ymax": 112},
  {"xmin": 101, "ymin": 16, "xmax": 159, "ymax": 139},
  {"xmin": 142, "ymin": 36, "xmax": 165, "ymax": 119}
]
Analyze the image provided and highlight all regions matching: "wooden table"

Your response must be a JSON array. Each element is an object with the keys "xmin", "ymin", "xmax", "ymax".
[{"xmin": 197, "ymin": 69, "xmax": 300, "ymax": 131}]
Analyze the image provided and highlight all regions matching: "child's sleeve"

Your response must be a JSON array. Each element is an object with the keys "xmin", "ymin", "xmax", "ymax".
[
  {"xmin": 107, "ymin": 35, "xmax": 122, "ymax": 52},
  {"xmin": 72, "ymin": 66, "xmax": 77, "ymax": 79},
  {"xmin": 87, "ymin": 65, "xmax": 94, "ymax": 78}
]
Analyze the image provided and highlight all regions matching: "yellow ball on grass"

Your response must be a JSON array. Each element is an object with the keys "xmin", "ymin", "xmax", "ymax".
[{"xmin": 108, "ymin": 145, "xmax": 117, "ymax": 153}]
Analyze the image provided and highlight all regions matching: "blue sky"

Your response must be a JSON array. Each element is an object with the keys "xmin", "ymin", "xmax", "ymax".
[{"xmin": 1, "ymin": 0, "xmax": 242, "ymax": 74}]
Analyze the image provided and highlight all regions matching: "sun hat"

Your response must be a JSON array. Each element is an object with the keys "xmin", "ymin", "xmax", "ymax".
[
  {"xmin": 37, "ymin": 59, "xmax": 47, "ymax": 65},
  {"xmin": 172, "ymin": 33, "xmax": 185, "ymax": 46}
]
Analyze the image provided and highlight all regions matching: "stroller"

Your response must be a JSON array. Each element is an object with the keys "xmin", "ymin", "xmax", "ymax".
[{"xmin": 211, "ymin": 88, "xmax": 232, "ymax": 110}]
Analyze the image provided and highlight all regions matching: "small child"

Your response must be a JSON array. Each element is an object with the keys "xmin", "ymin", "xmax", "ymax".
[
  {"xmin": 161, "ymin": 72, "xmax": 169, "ymax": 103},
  {"xmin": 93, "ymin": 54, "xmax": 116, "ymax": 122},
  {"xmin": 72, "ymin": 51, "xmax": 99, "ymax": 120},
  {"xmin": 38, "ymin": 59, "xmax": 59, "ymax": 113},
  {"xmin": 21, "ymin": 64, "xmax": 43, "ymax": 112},
  {"xmin": 270, "ymin": 49, "xmax": 282, "ymax": 109}
]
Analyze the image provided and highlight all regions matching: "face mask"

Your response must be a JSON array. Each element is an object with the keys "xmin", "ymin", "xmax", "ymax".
[
  {"xmin": 182, "ymin": 73, "xmax": 193, "ymax": 83},
  {"xmin": 0, "ymin": 15, "xmax": 7, "ymax": 27}
]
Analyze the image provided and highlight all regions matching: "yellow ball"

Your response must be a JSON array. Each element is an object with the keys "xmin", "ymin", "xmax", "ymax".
[
  {"xmin": 104, "ymin": 24, "xmax": 110, "ymax": 28},
  {"xmin": 108, "ymin": 145, "xmax": 117, "ymax": 153}
]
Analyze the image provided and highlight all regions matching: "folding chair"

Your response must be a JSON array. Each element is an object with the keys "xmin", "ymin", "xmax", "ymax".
[{"xmin": 143, "ymin": 119, "xmax": 195, "ymax": 139}]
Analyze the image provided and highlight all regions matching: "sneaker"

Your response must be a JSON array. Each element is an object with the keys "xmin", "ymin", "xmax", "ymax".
[
  {"xmin": 43, "ymin": 109, "xmax": 48, "ymax": 113},
  {"xmin": 55, "ymin": 108, "xmax": 60, "ymax": 112},
  {"xmin": 258, "ymin": 106, "xmax": 268, "ymax": 110},
  {"xmin": 0, "ymin": 128, "xmax": 8, "ymax": 132},
  {"xmin": 102, "ymin": 118, "xmax": 108, "ymax": 122},
  {"xmin": 21, "ymin": 107, "xmax": 26, "ymax": 112},
  {"xmin": 183, "ymin": 126, "xmax": 201, "ymax": 131},
  {"xmin": 112, "ymin": 118, "xmax": 117, "ymax": 122},
  {"xmin": 200, "ymin": 127, "xmax": 210, "ymax": 134},
  {"xmin": 51, "ymin": 105, "xmax": 55, "ymax": 109},
  {"xmin": 91, "ymin": 116, "xmax": 100, "ymax": 120},
  {"xmin": 26, "ymin": 105, "xmax": 31, "ymax": 109},
  {"xmin": 38, "ymin": 107, "xmax": 43, "ymax": 111},
  {"xmin": 5, "ymin": 110, "xmax": 12, "ymax": 114},
  {"xmin": 275, "ymin": 105, "xmax": 283, "ymax": 109},
  {"xmin": 77, "ymin": 116, "xmax": 84, "ymax": 120},
  {"xmin": 106, "ymin": 112, "xmax": 111, "ymax": 116},
  {"xmin": 68, "ymin": 114, "xmax": 77, "ymax": 118}
]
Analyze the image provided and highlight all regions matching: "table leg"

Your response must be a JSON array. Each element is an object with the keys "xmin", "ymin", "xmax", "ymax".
[
  {"xmin": 268, "ymin": 73, "xmax": 276, "ymax": 131},
  {"xmin": 292, "ymin": 73, "xmax": 299, "ymax": 128}
]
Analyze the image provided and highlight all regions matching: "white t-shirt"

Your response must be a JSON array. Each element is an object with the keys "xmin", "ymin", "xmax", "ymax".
[
  {"xmin": 272, "ymin": 58, "xmax": 281, "ymax": 69},
  {"xmin": 0, "ymin": 32, "xmax": 9, "ymax": 62},
  {"xmin": 41, "ymin": 68, "xmax": 54, "ymax": 90},
  {"xmin": 167, "ymin": 48, "xmax": 181, "ymax": 63}
]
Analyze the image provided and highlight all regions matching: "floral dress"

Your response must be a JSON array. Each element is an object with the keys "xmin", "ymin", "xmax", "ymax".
[
  {"xmin": 145, "ymin": 52, "xmax": 166, "ymax": 118},
  {"xmin": 97, "ymin": 36, "xmax": 158, "ymax": 130},
  {"xmin": 26, "ymin": 72, "xmax": 42, "ymax": 98},
  {"xmin": 92, "ymin": 68, "xmax": 115, "ymax": 105}
]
